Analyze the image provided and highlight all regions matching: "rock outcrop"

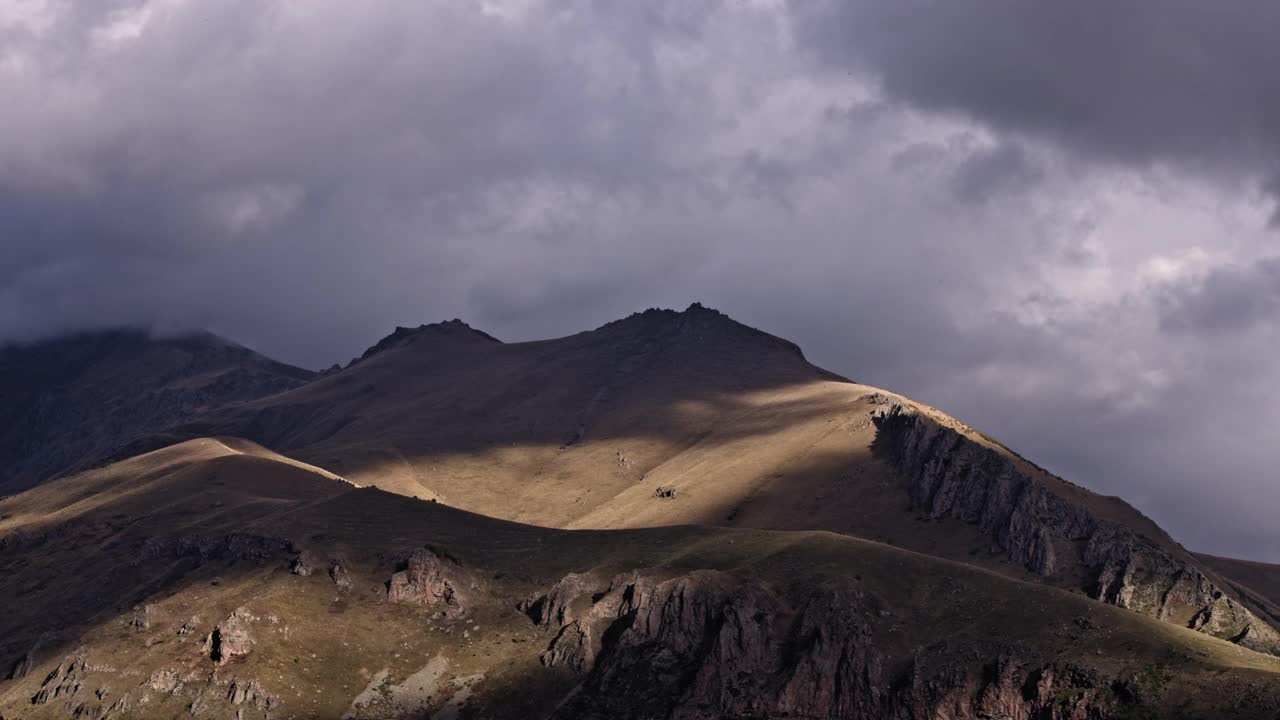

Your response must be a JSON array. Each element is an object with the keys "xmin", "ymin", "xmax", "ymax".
[
  {"xmin": 330, "ymin": 559, "xmax": 353, "ymax": 591},
  {"xmin": 226, "ymin": 677, "xmax": 275, "ymax": 711},
  {"xmin": 204, "ymin": 608, "xmax": 256, "ymax": 665},
  {"xmin": 386, "ymin": 547, "xmax": 477, "ymax": 617},
  {"xmin": 32, "ymin": 656, "xmax": 86, "ymax": 705},
  {"xmin": 6, "ymin": 633, "xmax": 45, "ymax": 680},
  {"xmin": 290, "ymin": 550, "xmax": 319, "ymax": 576},
  {"xmin": 144, "ymin": 669, "xmax": 182, "ymax": 694},
  {"xmin": 139, "ymin": 532, "xmax": 290, "ymax": 566},
  {"xmin": 870, "ymin": 402, "xmax": 1280, "ymax": 656},
  {"xmin": 130, "ymin": 604, "xmax": 153, "ymax": 632},
  {"xmin": 525, "ymin": 568, "xmax": 1155, "ymax": 719}
]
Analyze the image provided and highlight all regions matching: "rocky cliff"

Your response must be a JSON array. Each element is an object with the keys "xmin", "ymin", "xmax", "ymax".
[
  {"xmin": 524, "ymin": 568, "xmax": 1162, "ymax": 720},
  {"xmin": 870, "ymin": 402, "xmax": 1280, "ymax": 656}
]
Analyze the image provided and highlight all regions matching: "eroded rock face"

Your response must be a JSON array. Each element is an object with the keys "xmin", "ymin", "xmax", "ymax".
[
  {"xmin": 205, "ymin": 608, "xmax": 256, "ymax": 665},
  {"xmin": 1192, "ymin": 597, "xmax": 1280, "ymax": 655},
  {"xmin": 528, "ymin": 568, "xmax": 1141, "ymax": 719},
  {"xmin": 871, "ymin": 402, "xmax": 1280, "ymax": 656}
]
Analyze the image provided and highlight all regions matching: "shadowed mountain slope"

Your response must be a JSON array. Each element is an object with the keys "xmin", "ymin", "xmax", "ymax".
[
  {"xmin": 3, "ymin": 439, "xmax": 1280, "ymax": 719},
  {"xmin": 0, "ymin": 330, "xmax": 314, "ymax": 495}
]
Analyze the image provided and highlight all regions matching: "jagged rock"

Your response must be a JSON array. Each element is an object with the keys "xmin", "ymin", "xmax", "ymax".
[
  {"xmin": 773, "ymin": 589, "xmax": 883, "ymax": 718},
  {"xmin": 177, "ymin": 616, "xmax": 200, "ymax": 636},
  {"xmin": 291, "ymin": 550, "xmax": 319, "ymax": 576},
  {"xmin": 227, "ymin": 677, "xmax": 275, "ymax": 709},
  {"xmin": 205, "ymin": 608, "xmax": 256, "ymax": 665},
  {"xmin": 653, "ymin": 486, "xmax": 678, "ymax": 499},
  {"xmin": 529, "ymin": 571, "xmax": 646, "ymax": 673},
  {"xmin": 539, "ymin": 569, "xmax": 878, "ymax": 717},
  {"xmin": 386, "ymin": 547, "xmax": 476, "ymax": 617},
  {"xmin": 32, "ymin": 656, "xmax": 86, "ymax": 705},
  {"xmin": 144, "ymin": 669, "xmax": 181, "ymax": 693},
  {"xmin": 140, "ymin": 532, "xmax": 290, "ymax": 566},
  {"xmin": 1192, "ymin": 597, "xmax": 1280, "ymax": 655},
  {"xmin": 7, "ymin": 653, "xmax": 32, "ymax": 681},
  {"xmin": 532, "ymin": 567, "xmax": 1162, "ymax": 719},
  {"xmin": 329, "ymin": 559, "xmax": 353, "ymax": 590},
  {"xmin": 871, "ymin": 402, "xmax": 1280, "ymax": 656},
  {"xmin": 520, "ymin": 572, "xmax": 596, "ymax": 628},
  {"xmin": 130, "ymin": 604, "xmax": 153, "ymax": 631},
  {"xmin": 7, "ymin": 637, "xmax": 45, "ymax": 681}
]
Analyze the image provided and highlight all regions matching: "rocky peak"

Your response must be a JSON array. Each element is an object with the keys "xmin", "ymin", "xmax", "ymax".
[
  {"xmin": 592, "ymin": 302, "xmax": 808, "ymax": 361},
  {"xmin": 350, "ymin": 319, "xmax": 501, "ymax": 366}
]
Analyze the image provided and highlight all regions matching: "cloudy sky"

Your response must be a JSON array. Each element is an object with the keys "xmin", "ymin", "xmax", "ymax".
[{"xmin": 3, "ymin": 0, "xmax": 1280, "ymax": 560}]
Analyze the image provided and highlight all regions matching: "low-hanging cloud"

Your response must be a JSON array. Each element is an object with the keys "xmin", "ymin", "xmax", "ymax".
[{"xmin": 1, "ymin": 0, "xmax": 1279, "ymax": 560}]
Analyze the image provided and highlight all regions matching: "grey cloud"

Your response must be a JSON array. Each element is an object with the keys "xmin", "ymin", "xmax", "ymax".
[
  {"xmin": 792, "ymin": 1, "xmax": 1280, "ymax": 189},
  {"xmin": 949, "ymin": 141, "xmax": 1043, "ymax": 205},
  {"xmin": 1159, "ymin": 257, "xmax": 1280, "ymax": 335}
]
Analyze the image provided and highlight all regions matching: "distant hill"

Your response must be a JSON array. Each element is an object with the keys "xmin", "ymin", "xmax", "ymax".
[{"xmin": 0, "ymin": 329, "xmax": 313, "ymax": 495}]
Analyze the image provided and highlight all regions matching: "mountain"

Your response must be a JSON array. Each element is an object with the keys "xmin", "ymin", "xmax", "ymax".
[
  {"xmin": 131, "ymin": 304, "xmax": 1280, "ymax": 657},
  {"xmin": 3, "ymin": 305, "xmax": 1280, "ymax": 718},
  {"xmin": 2, "ymin": 439, "xmax": 1280, "ymax": 719},
  {"xmin": 0, "ymin": 329, "xmax": 314, "ymax": 496}
]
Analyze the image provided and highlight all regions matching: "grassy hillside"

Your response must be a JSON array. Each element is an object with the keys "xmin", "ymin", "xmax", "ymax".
[{"xmin": 2, "ymin": 439, "xmax": 1280, "ymax": 719}]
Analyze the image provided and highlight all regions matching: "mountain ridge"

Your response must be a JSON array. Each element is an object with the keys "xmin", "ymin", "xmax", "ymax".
[{"xmin": 30, "ymin": 304, "xmax": 1269, "ymax": 661}]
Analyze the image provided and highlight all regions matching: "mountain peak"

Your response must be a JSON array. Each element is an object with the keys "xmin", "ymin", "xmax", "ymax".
[
  {"xmin": 594, "ymin": 302, "xmax": 807, "ymax": 361},
  {"xmin": 352, "ymin": 318, "xmax": 501, "ymax": 365}
]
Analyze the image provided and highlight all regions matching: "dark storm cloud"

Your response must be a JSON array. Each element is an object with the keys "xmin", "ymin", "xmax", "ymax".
[
  {"xmin": 2, "ymin": 1, "xmax": 1279, "ymax": 560},
  {"xmin": 949, "ymin": 140, "xmax": 1043, "ymax": 205},
  {"xmin": 1159, "ymin": 257, "xmax": 1280, "ymax": 335},
  {"xmin": 792, "ymin": 1, "xmax": 1280, "ymax": 193}
]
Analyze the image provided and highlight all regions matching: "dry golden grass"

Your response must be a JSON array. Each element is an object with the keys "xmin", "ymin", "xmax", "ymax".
[{"xmin": 3, "ymin": 439, "xmax": 1280, "ymax": 718}]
